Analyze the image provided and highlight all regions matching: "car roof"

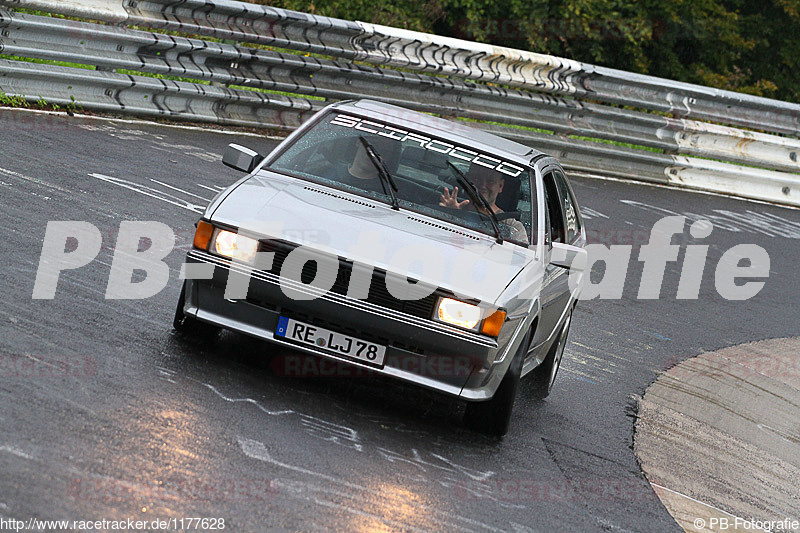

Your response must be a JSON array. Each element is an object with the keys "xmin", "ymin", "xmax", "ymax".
[{"xmin": 331, "ymin": 99, "xmax": 546, "ymax": 165}]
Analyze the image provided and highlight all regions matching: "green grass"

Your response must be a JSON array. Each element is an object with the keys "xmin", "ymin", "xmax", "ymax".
[
  {"xmin": 1, "ymin": 52, "xmax": 323, "ymax": 101},
  {"xmin": 0, "ymin": 89, "xmax": 29, "ymax": 108},
  {"xmin": 227, "ymin": 84, "xmax": 326, "ymax": 100},
  {"xmin": 0, "ymin": 90, "xmax": 79, "ymax": 113},
  {"xmin": 568, "ymin": 134, "xmax": 663, "ymax": 153},
  {"xmin": 456, "ymin": 116, "xmax": 554, "ymax": 135},
  {"xmin": 14, "ymin": 8, "xmax": 69, "ymax": 19},
  {"xmin": 115, "ymin": 68, "xmax": 211, "ymax": 85},
  {"xmin": 0, "ymin": 54, "xmax": 95, "ymax": 71},
  {"xmin": 458, "ymin": 115, "xmax": 670, "ymax": 154}
]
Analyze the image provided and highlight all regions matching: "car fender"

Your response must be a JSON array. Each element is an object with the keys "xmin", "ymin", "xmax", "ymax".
[{"xmin": 459, "ymin": 297, "xmax": 540, "ymax": 401}]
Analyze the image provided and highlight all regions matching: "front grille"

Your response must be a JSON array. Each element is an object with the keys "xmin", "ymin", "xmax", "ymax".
[{"xmin": 258, "ymin": 240, "xmax": 439, "ymax": 319}]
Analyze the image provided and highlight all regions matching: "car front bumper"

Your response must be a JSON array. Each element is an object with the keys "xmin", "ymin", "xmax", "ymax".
[{"xmin": 180, "ymin": 250, "xmax": 521, "ymax": 399}]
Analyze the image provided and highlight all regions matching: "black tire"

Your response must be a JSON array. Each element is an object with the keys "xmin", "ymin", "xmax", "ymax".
[
  {"xmin": 463, "ymin": 327, "xmax": 531, "ymax": 436},
  {"xmin": 529, "ymin": 310, "xmax": 572, "ymax": 400},
  {"xmin": 173, "ymin": 282, "xmax": 189, "ymax": 331},
  {"xmin": 173, "ymin": 282, "xmax": 218, "ymax": 338}
]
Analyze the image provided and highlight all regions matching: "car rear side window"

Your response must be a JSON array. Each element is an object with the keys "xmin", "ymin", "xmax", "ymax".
[
  {"xmin": 554, "ymin": 171, "xmax": 582, "ymax": 244},
  {"xmin": 543, "ymin": 171, "xmax": 566, "ymax": 244}
]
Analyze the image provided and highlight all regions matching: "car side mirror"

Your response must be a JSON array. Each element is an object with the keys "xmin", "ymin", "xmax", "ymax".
[
  {"xmin": 550, "ymin": 242, "xmax": 587, "ymax": 272},
  {"xmin": 223, "ymin": 144, "xmax": 264, "ymax": 173}
]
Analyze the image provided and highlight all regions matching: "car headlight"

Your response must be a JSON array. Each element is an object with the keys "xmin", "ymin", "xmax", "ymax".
[
  {"xmin": 213, "ymin": 229, "xmax": 258, "ymax": 263},
  {"xmin": 193, "ymin": 221, "xmax": 259, "ymax": 263},
  {"xmin": 435, "ymin": 298, "xmax": 507, "ymax": 337},
  {"xmin": 437, "ymin": 298, "xmax": 482, "ymax": 330}
]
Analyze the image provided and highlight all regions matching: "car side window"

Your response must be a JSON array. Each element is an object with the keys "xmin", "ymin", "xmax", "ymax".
[
  {"xmin": 554, "ymin": 171, "xmax": 582, "ymax": 244},
  {"xmin": 543, "ymin": 171, "xmax": 566, "ymax": 244}
]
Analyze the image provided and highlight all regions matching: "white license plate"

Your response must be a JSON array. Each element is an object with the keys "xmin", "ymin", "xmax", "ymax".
[{"xmin": 275, "ymin": 316, "xmax": 386, "ymax": 366}]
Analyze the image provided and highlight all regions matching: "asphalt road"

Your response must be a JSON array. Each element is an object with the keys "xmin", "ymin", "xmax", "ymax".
[{"xmin": 1, "ymin": 108, "xmax": 799, "ymax": 532}]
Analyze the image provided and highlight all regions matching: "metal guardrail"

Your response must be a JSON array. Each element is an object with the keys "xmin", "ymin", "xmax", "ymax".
[
  {"xmin": 3, "ymin": 10, "xmax": 799, "ymax": 174},
  {"xmin": 0, "ymin": 58, "xmax": 319, "ymax": 129},
  {"xmin": 1, "ymin": 0, "xmax": 799, "ymax": 206},
  {"xmin": 5, "ymin": 0, "xmax": 797, "ymax": 134}
]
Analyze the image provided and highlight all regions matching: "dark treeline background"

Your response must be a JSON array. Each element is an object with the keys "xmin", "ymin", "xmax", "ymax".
[{"xmin": 259, "ymin": 0, "xmax": 799, "ymax": 104}]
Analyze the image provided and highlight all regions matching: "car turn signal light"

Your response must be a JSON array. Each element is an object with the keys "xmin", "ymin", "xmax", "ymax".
[
  {"xmin": 193, "ymin": 220, "xmax": 214, "ymax": 251},
  {"xmin": 480, "ymin": 309, "xmax": 507, "ymax": 337}
]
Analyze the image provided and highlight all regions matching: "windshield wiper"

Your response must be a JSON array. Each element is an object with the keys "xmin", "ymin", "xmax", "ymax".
[
  {"xmin": 447, "ymin": 162, "xmax": 503, "ymax": 244},
  {"xmin": 359, "ymin": 136, "xmax": 400, "ymax": 210}
]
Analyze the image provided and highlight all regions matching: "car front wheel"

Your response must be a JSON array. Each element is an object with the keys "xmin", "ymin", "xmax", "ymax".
[
  {"xmin": 530, "ymin": 310, "xmax": 572, "ymax": 400},
  {"xmin": 463, "ymin": 327, "xmax": 531, "ymax": 436},
  {"xmin": 173, "ymin": 282, "xmax": 218, "ymax": 338}
]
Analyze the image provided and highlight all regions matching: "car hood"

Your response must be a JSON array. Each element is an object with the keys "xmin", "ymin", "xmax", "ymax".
[{"xmin": 210, "ymin": 170, "xmax": 537, "ymax": 305}]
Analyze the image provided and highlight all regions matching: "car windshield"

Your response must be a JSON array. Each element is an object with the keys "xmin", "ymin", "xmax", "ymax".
[{"xmin": 267, "ymin": 111, "xmax": 535, "ymax": 245}]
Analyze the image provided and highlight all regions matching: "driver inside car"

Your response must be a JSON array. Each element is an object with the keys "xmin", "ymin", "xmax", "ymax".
[
  {"xmin": 330, "ymin": 136, "xmax": 399, "ymax": 196},
  {"xmin": 439, "ymin": 163, "xmax": 528, "ymax": 243}
]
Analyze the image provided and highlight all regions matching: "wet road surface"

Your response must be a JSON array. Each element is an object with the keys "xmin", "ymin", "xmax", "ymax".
[{"xmin": 1, "ymin": 109, "xmax": 799, "ymax": 531}]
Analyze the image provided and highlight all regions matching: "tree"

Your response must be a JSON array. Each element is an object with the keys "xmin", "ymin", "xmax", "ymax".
[{"xmin": 247, "ymin": 0, "xmax": 798, "ymax": 103}]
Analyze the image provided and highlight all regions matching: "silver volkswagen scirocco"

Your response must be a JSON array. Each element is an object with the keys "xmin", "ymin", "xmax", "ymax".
[{"xmin": 174, "ymin": 100, "xmax": 586, "ymax": 435}]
